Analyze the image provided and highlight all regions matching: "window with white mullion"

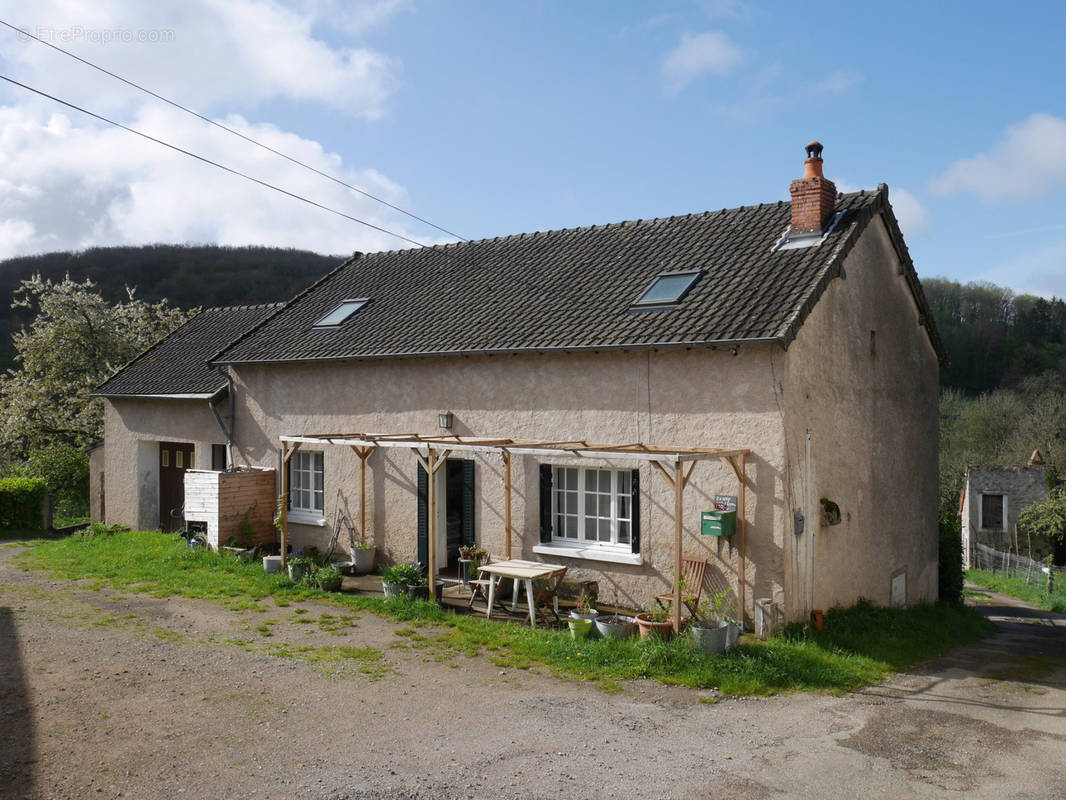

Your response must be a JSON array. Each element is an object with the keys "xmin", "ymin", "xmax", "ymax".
[
  {"xmin": 291, "ymin": 451, "xmax": 324, "ymax": 515},
  {"xmin": 553, "ymin": 466, "xmax": 631, "ymax": 548}
]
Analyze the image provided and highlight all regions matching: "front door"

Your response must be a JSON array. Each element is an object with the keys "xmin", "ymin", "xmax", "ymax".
[
  {"xmin": 418, "ymin": 458, "xmax": 474, "ymax": 572},
  {"xmin": 159, "ymin": 441, "xmax": 195, "ymax": 531}
]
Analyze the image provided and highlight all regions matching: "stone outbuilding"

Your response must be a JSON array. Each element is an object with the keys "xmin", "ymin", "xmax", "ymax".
[
  {"xmin": 94, "ymin": 144, "xmax": 944, "ymax": 625},
  {"xmin": 960, "ymin": 452, "xmax": 1054, "ymax": 566}
]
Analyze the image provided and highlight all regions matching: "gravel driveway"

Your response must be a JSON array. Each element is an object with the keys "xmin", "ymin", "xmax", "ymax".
[{"xmin": 1, "ymin": 547, "xmax": 1064, "ymax": 800}]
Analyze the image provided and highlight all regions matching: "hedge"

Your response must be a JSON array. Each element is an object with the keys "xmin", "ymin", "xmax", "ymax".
[{"xmin": 0, "ymin": 476, "xmax": 47, "ymax": 529}]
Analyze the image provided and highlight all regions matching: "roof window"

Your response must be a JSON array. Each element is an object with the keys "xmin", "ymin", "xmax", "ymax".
[
  {"xmin": 312, "ymin": 298, "xmax": 368, "ymax": 328},
  {"xmin": 631, "ymin": 270, "xmax": 702, "ymax": 310}
]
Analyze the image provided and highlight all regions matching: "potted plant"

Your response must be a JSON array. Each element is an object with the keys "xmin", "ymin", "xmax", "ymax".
[
  {"xmin": 570, "ymin": 587, "xmax": 598, "ymax": 623},
  {"xmin": 381, "ymin": 563, "xmax": 421, "ymax": 597},
  {"xmin": 635, "ymin": 605, "xmax": 674, "ymax": 639},
  {"xmin": 594, "ymin": 593, "xmax": 636, "ymax": 639},
  {"xmin": 457, "ymin": 544, "xmax": 487, "ymax": 583},
  {"xmin": 690, "ymin": 590, "xmax": 739, "ymax": 654},
  {"xmin": 287, "ymin": 554, "xmax": 313, "ymax": 582},
  {"xmin": 406, "ymin": 573, "xmax": 430, "ymax": 601},
  {"xmin": 313, "ymin": 565, "xmax": 343, "ymax": 592}
]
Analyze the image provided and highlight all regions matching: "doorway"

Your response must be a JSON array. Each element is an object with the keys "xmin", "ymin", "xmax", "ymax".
[
  {"xmin": 417, "ymin": 458, "xmax": 474, "ymax": 573},
  {"xmin": 159, "ymin": 441, "xmax": 195, "ymax": 532}
]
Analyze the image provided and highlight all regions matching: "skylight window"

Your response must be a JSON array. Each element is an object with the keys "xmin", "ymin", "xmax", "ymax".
[
  {"xmin": 313, "ymin": 298, "xmax": 368, "ymax": 328},
  {"xmin": 631, "ymin": 271, "xmax": 702, "ymax": 309}
]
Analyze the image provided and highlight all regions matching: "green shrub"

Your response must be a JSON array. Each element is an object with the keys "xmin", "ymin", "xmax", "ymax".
[
  {"xmin": 381, "ymin": 563, "xmax": 422, "ymax": 584},
  {"xmin": 12, "ymin": 444, "xmax": 90, "ymax": 519},
  {"xmin": 938, "ymin": 511, "xmax": 964, "ymax": 605},
  {"xmin": 0, "ymin": 476, "xmax": 47, "ymax": 529}
]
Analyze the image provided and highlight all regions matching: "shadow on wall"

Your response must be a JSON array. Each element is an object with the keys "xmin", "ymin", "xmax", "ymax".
[{"xmin": 0, "ymin": 607, "xmax": 36, "ymax": 795}]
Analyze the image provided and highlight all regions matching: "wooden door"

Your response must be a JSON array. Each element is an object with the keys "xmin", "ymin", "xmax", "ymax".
[{"xmin": 159, "ymin": 441, "xmax": 195, "ymax": 531}]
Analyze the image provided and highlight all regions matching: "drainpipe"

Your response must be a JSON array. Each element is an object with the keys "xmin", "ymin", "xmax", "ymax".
[{"xmin": 209, "ymin": 365, "xmax": 235, "ymax": 469}]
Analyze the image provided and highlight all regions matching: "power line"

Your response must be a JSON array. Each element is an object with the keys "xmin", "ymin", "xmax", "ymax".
[
  {"xmin": 0, "ymin": 18, "xmax": 467, "ymax": 242},
  {"xmin": 0, "ymin": 73, "xmax": 430, "ymax": 249}
]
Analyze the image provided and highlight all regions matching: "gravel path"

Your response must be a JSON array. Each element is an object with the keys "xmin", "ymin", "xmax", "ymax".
[{"xmin": 1, "ymin": 548, "xmax": 1064, "ymax": 800}]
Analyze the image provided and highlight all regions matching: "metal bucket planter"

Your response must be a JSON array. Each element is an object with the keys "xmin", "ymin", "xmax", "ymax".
[
  {"xmin": 382, "ymin": 581, "xmax": 405, "ymax": 598},
  {"xmin": 724, "ymin": 622, "xmax": 740, "ymax": 649},
  {"xmin": 287, "ymin": 562, "xmax": 307, "ymax": 582},
  {"xmin": 262, "ymin": 555, "xmax": 282, "ymax": 574},
  {"xmin": 595, "ymin": 614, "xmax": 636, "ymax": 640},
  {"xmin": 350, "ymin": 546, "xmax": 376, "ymax": 574},
  {"xmin": 407, "ymin": 583, "xmax": 429, "ymax": 601},
  {"xmin": 317, "ymin": 574, "xmax": 342, "ymax": 592},
  {"xmin": 691, "ymin": 622, "xmax": 729, "ymax": 655}
]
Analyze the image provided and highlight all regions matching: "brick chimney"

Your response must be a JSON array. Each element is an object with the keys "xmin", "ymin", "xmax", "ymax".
[{"xmin": 789, "ymin": 141, "xmax": 837, "ymax": 235}]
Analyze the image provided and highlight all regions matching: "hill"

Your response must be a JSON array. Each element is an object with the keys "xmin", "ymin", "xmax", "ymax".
[{"xmin": 0, "ymin": 244, "xmax": 343, "ymax": 369}]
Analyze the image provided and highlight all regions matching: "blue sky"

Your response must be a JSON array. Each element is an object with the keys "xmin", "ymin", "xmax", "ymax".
[{"xmin": 1, "ymin": 0, "xmax": 1065, "ymax": 296}]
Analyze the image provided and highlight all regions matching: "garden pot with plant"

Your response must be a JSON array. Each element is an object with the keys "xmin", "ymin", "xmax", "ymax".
[
  {"xmin": 595, "ymin": 614, "xmax": 636, "ymax": 640},
  {"xmin": 569, "ymin": 586, "xmax": 598, "ymax": 625},
  {"xmin": 406, "ymin": 574, "xmax": 429, "ymax": 600},
  {"xmin": 350, "ymin": 540, "xmax": 375, "ymax": 574},
  {"xmin": 457, "ymin": 545, "xmax": 487, "ymax": 583},
  {"xmin": 287, "ymin": 555, "xmax": 313, "ymax": 582},
  {"xmin": 313, "ymin": 565, "xmax": 343, "ymax": 592},
  {"xmin": 381, "ymin": 563, "xmax": 421, "ymax": 597},
  {"xmin": 690, "ymin": 590, "xmax": 739, "ymax": 654},
  {"xmin": 635, "ymin": 606, "xmax": 674, "ymax": 639}
]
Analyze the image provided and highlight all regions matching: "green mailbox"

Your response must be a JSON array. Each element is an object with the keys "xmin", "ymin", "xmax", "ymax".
[{"xmin": 701, "ymin": 510, "xmax": 736, "ymax": 537}]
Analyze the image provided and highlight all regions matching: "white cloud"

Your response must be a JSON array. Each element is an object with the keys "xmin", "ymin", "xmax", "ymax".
[
  {"xmin": 886, "ymin": 187, "xmax": 929, "ymax": 235},
  {"xmin": 661, "ymin": 31, "xmax": 744, "ymax": 94},
  {"xmin": 0, "ymin": 0, "xmax": 402, "ymax": 118},
  {"xmin": 975, "ymin": 237, "xmax": 1066, "ymax": 298},
  {"xmin": 0, "ymin": 0, "xmax": 431, "ymax": 259},
  {"xmin": 0, "ymin": 103, "xmax": 433, "ymax": 259},
  {"xmin": 930, "ymin": 113, "xmax": 1066, "ymax": 203}
]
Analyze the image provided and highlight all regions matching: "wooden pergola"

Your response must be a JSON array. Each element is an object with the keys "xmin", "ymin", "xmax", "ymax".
[{"xmin": 278, "ymin": 432, "xmax": 750, "ymax": 632}]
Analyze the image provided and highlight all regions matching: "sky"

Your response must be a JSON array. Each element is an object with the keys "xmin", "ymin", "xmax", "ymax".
[{"xmin": 1, "ymin": 0, "xmax": 1065, "ymax": 297}]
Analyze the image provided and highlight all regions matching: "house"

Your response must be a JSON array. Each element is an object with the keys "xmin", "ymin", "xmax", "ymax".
[
  {"xmin": 960, "ymin": 451, "xmax": 1053, "ymax": 567},
  {"xmin": 94, "ymin": 143, "xmax": 943, "ymax": 624},
  {"xmin": 94, "ymin": 303, "xmax": 282, "ymax": 531}
]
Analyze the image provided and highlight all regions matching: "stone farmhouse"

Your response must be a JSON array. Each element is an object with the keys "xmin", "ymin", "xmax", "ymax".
[{"xmin": 93, "ymin": 143, "xmax": 944, "ymax": 625}]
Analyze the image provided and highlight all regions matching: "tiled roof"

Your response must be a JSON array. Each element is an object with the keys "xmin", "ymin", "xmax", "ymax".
[
  {"xmin": 213, "ymin": 186, "xmax": 943, "ymax": 365},
  {"xmin": 95, "ymin": 304, "xmax": 283, "ymax": 397}
]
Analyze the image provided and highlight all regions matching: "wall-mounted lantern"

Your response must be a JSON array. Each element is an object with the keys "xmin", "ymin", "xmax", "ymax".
[{"xmin": 438, "ymin": 411, "xmax": 453, "ymax": 430}]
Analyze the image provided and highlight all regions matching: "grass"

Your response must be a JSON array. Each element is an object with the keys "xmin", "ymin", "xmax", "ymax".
[
  {"xmin": 16, "ymin": 530, "xmax": 994, "ymax": 695},
  {"xmin": 966, "ymin": 568, "xmax": 1066, "ymax": 613}
]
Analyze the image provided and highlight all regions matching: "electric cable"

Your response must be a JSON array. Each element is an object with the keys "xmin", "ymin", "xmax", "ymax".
[
  {"xmin": 0, "ymin": 73, "xmax": 429, "ymax": 249},
  {"xmin": 0, "ymin": 18, "xmax": 467, "ymax": 242}
]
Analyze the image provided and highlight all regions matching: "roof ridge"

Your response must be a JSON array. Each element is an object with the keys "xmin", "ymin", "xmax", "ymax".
[{"xmin": 356, "ymin": 191, "xmax": 875, "ymax": 261}]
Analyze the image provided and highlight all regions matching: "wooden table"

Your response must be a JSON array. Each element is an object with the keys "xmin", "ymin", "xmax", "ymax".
[{"xmin": 478, "ymin": 559, "xmax": 567, "ymax": 627}]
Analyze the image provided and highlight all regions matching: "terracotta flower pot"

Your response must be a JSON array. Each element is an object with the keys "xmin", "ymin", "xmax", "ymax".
[{"xmin": 635, "ymin": 613, "xmax": 674, "ymax": 639}]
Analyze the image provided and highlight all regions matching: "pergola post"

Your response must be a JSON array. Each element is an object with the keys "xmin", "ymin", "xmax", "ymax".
[
  {"xmin": 503, "ymin": 450, "xmax": 513, "ymax": 559},
  {"xmin": 725, "ymin": 453, "xmax": 749, "ymax": 628},
  {"xmin": 351, "ymin": 446, "xmax": 375, "ymax": 545},
  {"xmin": 672, "ymin": 460, "xmax": 684, "ymax": 633},
  {"xmin": 427, "ymin": 447, "xmax": 437, "ymax": 596},
  {"xmin": 279, "ymin": 441, "xmax": 300, "ymax": 569}
]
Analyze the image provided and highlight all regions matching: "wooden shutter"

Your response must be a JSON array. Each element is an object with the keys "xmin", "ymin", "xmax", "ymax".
[
  {"xmin": 416, "ymin": 464, "xmax": 428, "ymax": 566},
  {"xmin": 461, "ymin": 459, "xmax": 475, "ymax": 548},
  {"xmin": 630, "ymin": 468, "xmax": 641, "ymax": 554},
  {"xmin": 539, "ymin": 464, "xmax": 553, "ymax": 543}
]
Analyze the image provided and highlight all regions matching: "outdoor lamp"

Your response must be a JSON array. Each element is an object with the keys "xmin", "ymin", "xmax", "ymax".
[{"xmin": 438, "ymin": 411, "xmax": 453, "ymax": 429}]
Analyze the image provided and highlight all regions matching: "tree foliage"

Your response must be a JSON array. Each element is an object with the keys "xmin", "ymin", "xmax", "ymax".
[
  {"xmin": 0, "ymin": 274, "xmax": 194, "ymax": 452},
  {"xmin": 1017, "ymin": 492, "xmax": 1066, "ymax": 546},
  {"xmin": 925, "ymin": 278, "xmax": 1066, "ymax": 394}
]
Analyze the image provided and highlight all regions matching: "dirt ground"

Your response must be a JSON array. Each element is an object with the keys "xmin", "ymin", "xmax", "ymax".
[{"xmin": 1, "ymin": 547, "xmax": 1064, "ymax": 800}]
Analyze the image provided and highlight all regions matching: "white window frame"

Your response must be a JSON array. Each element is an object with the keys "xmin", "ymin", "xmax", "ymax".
[
  {"xmin": 289, "ymin": 450, "xmax": 325, "ymax": 525},
  {"xmin": 553, "ymin": 466, "xmax": 632, "ymax": 547},
  {"xmin": 978, "ymin": 492, "xmax": 1007, "ymax": 532}
]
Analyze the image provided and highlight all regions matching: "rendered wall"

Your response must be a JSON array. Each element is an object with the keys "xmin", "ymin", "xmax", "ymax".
[
  {"xmin": 102, "ymin": 398, "xmax": 229, "ymax": 530},
  {"xmin": 230, "ymin": 347, "xmax": 789, "ymax": 616},
  {"xmin": 782, "ymin": 215, "xmax": 940, "ymax": 617}
]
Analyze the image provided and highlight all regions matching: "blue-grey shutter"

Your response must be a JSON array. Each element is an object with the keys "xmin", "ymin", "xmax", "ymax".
[
  {"xmin": 630, "ymin": 468, "xmax": 641, "ymax": 554},
  {"xmin": 461, "ymin": 460, "xmax": 475, "ymax": 548},
  {"xmin": 416, "ymin": 464, "xmax": 428, "ymax": 566},
  {"xmin": 539, "ymin": 464, "xmax": 553, "ymax": 543}
]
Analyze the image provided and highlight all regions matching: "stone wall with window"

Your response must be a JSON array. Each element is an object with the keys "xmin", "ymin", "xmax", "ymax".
[{"xmin": 962, "ymin": 464, "xmax": 1050, "ymax": 559}]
